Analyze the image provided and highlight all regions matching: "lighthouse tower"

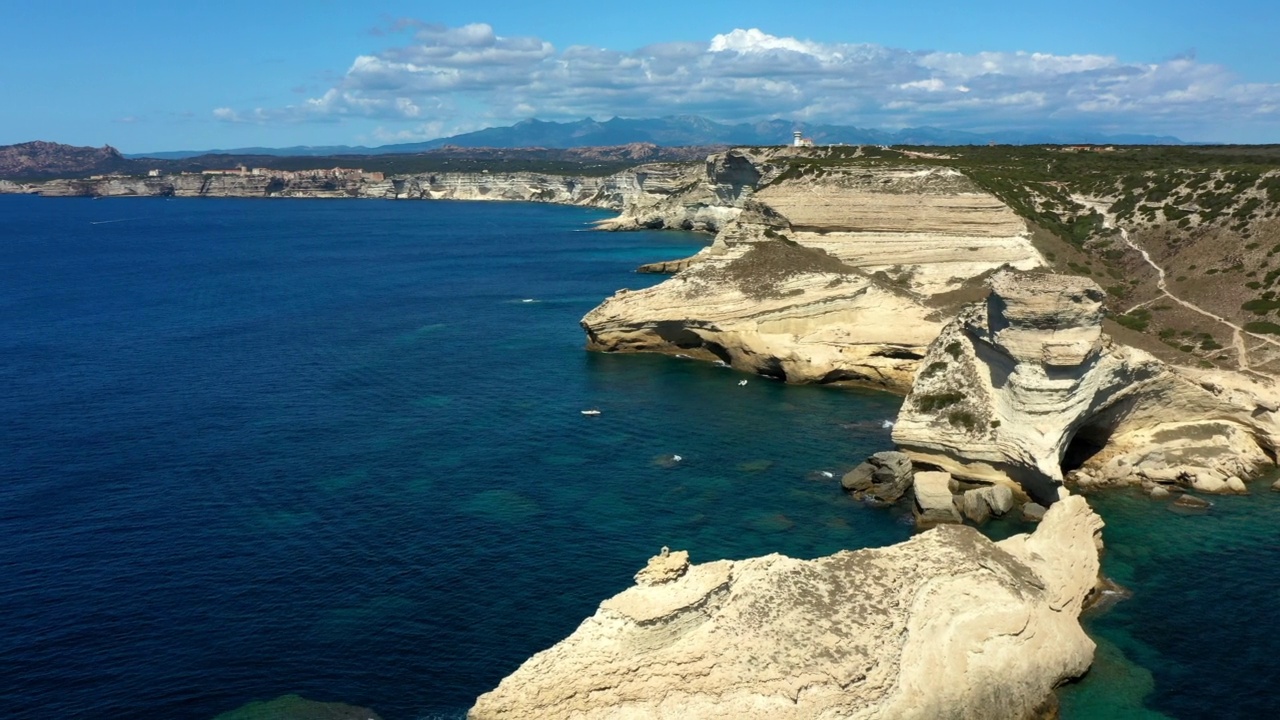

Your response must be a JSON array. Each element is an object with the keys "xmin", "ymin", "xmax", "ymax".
[{"xmin": 793, "ymin": 131, "xmax": 803, "ymax": 147}]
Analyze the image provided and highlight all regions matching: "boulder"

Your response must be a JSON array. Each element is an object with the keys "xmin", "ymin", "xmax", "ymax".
[
  {"xmin": 1272, "ymin": 479, "xmax": 1280, "ymax": 492},
  {"xmin": 866, "ymin": 451, "xmax": 915, "ymax": 503},
  {"xmin": 1173, "ymin": 494, "xmax": 1211, "ymax": 509},
  {"xmin": 1149, "ymin": 486, "xmax": 1171, "ymax": 500},
  {"xmin": 1022, "ymin": 503, "xmax": 1048, "ymax": 522},
  {"xmin": 634, "ymin": 547, "xmax": 690, "ymax": 586},
  {"xmin": 471, "ymin": 498, "xmax": 1105, "ymax": 720},
  {"xmin": 986, "ymin": 485, "xmax": 1016, "ymax": 516},
  {"xmin": 961, "ymin": 488, "xmax": 992, "ymax": 524},
  {"xmin": 913, "ymin": 471, "xmax": 961, "ymax": 527},
  {"xmin": 1191, "ymin": 474, "xmax": 1228, "ymax": 494},
  {"xmin": 1226, "ymin": 476, "xmax": 1248, "ymax": 494},
  {"xmin": 840, "ymin": 463, "xmax": 875, "ymax": 492}
]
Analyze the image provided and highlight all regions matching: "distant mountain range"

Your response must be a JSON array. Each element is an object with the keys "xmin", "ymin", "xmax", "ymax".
[{"xmin": 129, "ymin": 115, "xmax": 1187, "ymax": 159}]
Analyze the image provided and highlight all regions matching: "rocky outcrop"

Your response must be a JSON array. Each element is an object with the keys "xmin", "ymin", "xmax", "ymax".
[
  {"xmin": 595, "ymin": 151, "xmax": 765, "ymax": 233},
  {"xmin": 471, "ymin": 497, "xmax": 1104, "ymax": 720},
  {"xmin": 841, "ymin": 450, "xmax": 915, "ymax": 501},
  {"xmin": 582, "ymin": 207, "xmax": 941, "ymax": 391},
  {"xmin": 893, "ymin": 269, "xmax": 1280, "ymax": 503},
  {"xmin": 755, "ymin": 166, "xmax": 1042, "ymax": 296},
  {"xmin": 913, "ymin": 471, "xmax": 962, "ymax": 527}
]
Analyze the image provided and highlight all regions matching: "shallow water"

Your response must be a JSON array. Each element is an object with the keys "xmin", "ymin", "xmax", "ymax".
[{"xmin": 3, "ymin": 195, "xmax": 1276, "ymax": 719}]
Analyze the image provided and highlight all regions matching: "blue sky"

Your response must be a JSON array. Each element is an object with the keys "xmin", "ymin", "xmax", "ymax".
[{"xmin": 2, "ymin": 0, "xmax": 1278, "ymax": 152}]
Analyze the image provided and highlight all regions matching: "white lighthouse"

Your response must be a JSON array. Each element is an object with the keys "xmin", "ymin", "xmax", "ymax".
[{"xmin": 793, "ymin": 131, "xmax": 803, "ymax": 147}]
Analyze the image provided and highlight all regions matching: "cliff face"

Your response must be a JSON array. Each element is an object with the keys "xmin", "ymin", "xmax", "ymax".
[
  {"xmin": 756, "ymin": 167, "xmax": 1041, "ymax": 296},
  {"xmin": 595, "ymin": 151, "xmax": 766, "ymax": 233},
  {"xmin": 582, "ymin": 202, "xmax": 940, "ymax": 391},
  {"xmin": 893, "ymin": 270, "xmax": 1279, "ymax": 502},
  {"xmin": 579, "ymin": 151, "xmax": 1047, "ymax": 389},
  {"xmin": 356, "ymin": 166, "xmax": 688, "ymax": 210},
  {"xmin": 471, "ymin": 496, "xmax": 1104, "ymax": 720},
  {"xmin": 6, "ymin": 165, "xmax": 692, "ymax": 212}
]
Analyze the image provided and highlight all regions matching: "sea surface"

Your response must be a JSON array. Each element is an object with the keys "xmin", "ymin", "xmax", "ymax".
[{"xmin": 0, "ymin": 195, "xmax": 1276, "ymax": 719}]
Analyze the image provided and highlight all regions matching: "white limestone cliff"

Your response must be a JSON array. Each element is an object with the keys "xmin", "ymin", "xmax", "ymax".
[
  {"xmin": 893, "ymin": 269, "xmax": 1279, "ymax": 502},
  {"xmin": 470, "ymin": 496, "xmax": 1104, "ymax": 720},
  {"xmin": 582, "ymin": 202, "xmax": 940, "ymax": 391}
]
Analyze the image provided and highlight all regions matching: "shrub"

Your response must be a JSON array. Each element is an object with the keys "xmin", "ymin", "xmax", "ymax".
[
  {"xmin": 947, "ymin": 409, "xmax": 980, "ymax": 432},
  {"xmin": 915, "ymin": 391, "xmax": 964, "ymax": 413},
  {"xmin": 1244, "ymin": 321, "xmax": 1280, "ymax": 334}
]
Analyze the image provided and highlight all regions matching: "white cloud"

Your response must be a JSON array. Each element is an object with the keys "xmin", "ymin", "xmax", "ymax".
[{"xmin": 218, "ymin": 24, "xmax": 1280, "ymax": 140}]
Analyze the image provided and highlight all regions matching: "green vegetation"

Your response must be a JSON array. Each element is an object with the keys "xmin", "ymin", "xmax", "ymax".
[
  {"xmin": 947, "ymin": 410, "xmax": 980, "ymax": 432},
  {"xmin": 914, "ymin": 391, "xmax": 964, "ymax": 413},
  {"xmin": 1242, "ymin": 299, "xmax": 1280, "ymax": 314},
  {"xmin": 920, "ymin": 360, "xmax": 949, "ymax": 378},
  {"xmin": 1113, "ymin": 308, "xmax": 1152, "ymax": 331},
  {"xmin": 1244, "ymin": 321, "xmax": 1280, "ymax": 334}
]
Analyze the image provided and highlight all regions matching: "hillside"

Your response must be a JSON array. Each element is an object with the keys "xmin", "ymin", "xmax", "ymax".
[
  {"xmin": 132, "ymin": 115, "xmax": 1186, "ymax": 159},
  {"xmin": 0, "ymin": 141, "xmax": 136, "ymax": 178},
  {"xmin": 751, "ymin": 144, "xmax": 1280, "ymax": 374}
]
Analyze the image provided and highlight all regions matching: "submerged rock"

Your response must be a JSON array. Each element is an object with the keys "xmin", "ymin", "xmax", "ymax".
[
  {"xmin": 471, "ymin": 498, "xmax": 1104, "ymax": 720},
  {"xmin": 1022, "ymin": 502, "xmax": 1048, "ymax": 522},
  {"xmin": 1173, "ymin": 494, "xmax": 1212, "ymax": 510},
  {"xmin": 213, "ymin": 694, "xmax": 381, "ymax": 720}
]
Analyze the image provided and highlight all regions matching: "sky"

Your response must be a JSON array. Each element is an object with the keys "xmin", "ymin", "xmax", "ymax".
[{"xmin": 2, "ymin": 0, "xmax": 1279, "ymax": 152}]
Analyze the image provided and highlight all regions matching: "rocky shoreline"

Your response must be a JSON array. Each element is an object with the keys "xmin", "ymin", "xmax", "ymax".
[
  {"xmin": 472, "ymin": 498, "xmax": 1105, "ymax": 720},
  {"xmin": 15, "ymin": 148, "xmax": 1279, "ymax": 719},
  {"xmin": 498, "ymin": 147, "xmax": 1278, "ymax": 718}
]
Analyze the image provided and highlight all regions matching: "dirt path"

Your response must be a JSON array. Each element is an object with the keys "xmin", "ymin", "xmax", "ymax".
[{"xmin": 1077, "ymin": 198, "xmax": 1280, "ymax": 370}]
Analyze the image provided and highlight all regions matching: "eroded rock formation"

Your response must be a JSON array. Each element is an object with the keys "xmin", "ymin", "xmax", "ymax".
[
  {"xmin": 470, "ymin": 496, "xmax": 1104, "ymax": 720},
  {"xmin": 582, "ymin": 203, "xmax": 940, "ymax": 391},
  {"xmin": 893, "ymin": 269, "xmax": 1280, "ymax": 502}
]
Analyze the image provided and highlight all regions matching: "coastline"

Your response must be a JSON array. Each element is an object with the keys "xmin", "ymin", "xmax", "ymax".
[{"xmin": 9, "ymin": 146, "xmax": 1280, "ymax": 717}]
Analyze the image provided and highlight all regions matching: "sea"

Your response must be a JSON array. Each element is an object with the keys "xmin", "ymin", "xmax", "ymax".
[{"xmin": 0, "ymin": 195, "xmax": 1276, "ymax": 719}]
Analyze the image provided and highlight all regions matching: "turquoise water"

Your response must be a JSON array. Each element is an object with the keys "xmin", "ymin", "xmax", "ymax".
[
  {"xmin": 1060, "ymin": 484, "xmax": 1280, "ymax": 719},
  {"xmin": 3, "ymin": 195, "xmax": 1276, "ymax": 719}
]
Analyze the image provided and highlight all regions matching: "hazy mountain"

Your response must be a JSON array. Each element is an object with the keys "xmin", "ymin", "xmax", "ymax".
[{"xmin": 128, "ymin": 116, "xmax": 1186, "ymax": 158}]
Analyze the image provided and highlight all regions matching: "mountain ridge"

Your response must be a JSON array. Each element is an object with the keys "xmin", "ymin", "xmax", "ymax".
[{"xmin": 126, "ymin": 115, "xmax": 1188, "ymax": 159}]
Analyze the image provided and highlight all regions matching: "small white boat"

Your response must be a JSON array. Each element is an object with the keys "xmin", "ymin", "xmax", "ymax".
[
  {"xmin": 738, "ymin": 379, "xmax": 749, "ymax": 386},
  {"xmin": 522, "ymin": 298, "xmax": 535, "ymax": 303},
  {"xmin": 672, "ymin": 454, "xmax": 683, "ymax": 462},
  {"xmin": 581, "ymin": 409, "xmax": 601, "ymax": 416}
]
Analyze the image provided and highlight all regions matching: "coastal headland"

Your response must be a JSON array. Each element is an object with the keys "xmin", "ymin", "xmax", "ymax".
[{"xmin": 9, "ymin": 140, "xmax": 1280, "ymax": 718}]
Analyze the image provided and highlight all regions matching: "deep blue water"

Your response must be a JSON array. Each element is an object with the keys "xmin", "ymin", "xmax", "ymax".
[
  {"xmin": 0, "ymin": 196, "xmax": 907, "ymax": 718},
  {"xmin": 3, "ymin": 195, "xmax": 1278, "ymax": 720}
]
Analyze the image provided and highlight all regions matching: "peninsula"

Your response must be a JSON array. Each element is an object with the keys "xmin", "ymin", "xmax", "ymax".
[{"xmin": 9, "ymin": 139, "xmax": 1280, "ymax": 718}]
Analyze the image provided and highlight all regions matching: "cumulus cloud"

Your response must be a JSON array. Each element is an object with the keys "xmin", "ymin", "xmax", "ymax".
[{"xmin": 220, "ymin": 24, "xmax": 1280, "ymax": 140}]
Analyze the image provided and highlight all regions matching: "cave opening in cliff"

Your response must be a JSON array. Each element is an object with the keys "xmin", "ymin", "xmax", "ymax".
[{"xmin": 1060, "ymin": 421, "xmax": 1114, "ymax": 474}]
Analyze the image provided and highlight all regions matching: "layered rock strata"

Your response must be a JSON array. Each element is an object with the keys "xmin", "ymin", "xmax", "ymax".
[
  {"xmin": 755, "ymin": 167, "xmax": 1042, "ymax": 296},
  {"xmin": 893, "ymin": 270, "xmax": 1280, "ymax": 502},
  {"xmin": 470, "ymin": 497, "xmax": 1104, "ymax": 720},
  {"xmin": 582, "ymin": 204, "xmax": 941, "ymax": 391}
]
